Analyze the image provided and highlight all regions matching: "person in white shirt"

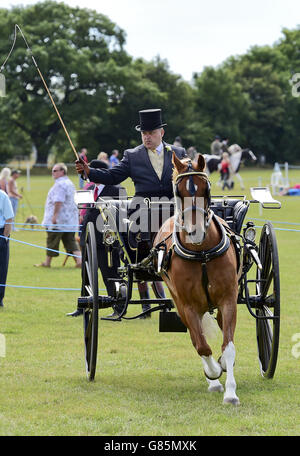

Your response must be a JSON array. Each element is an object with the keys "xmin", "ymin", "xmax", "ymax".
[{"xmin": 35, "ymin": 163, "xmax": 81, "ymax": 268}]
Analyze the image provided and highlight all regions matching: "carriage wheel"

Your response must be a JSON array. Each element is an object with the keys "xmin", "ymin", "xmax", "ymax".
[
  {"xmin": 82, "ymin": 222, "xmax": 99, "ymax": 381},
  {"xmin": 255, "ymin": 222, "xmax": 280, "ymax": 378}
]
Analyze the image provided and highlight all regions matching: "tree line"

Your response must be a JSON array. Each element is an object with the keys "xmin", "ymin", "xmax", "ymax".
[{"xmin": 0, "ymin": 1, "xmax": 299, "ymax": 164}]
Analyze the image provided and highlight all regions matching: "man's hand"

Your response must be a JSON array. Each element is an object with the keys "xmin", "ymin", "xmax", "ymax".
[
  {"xmin": 75, "ymin": 159, "xmax": 90, "ymax": 177},
  {"xmin": 4, "ymin": 218, "xmax": 13, "ymax": 240}
]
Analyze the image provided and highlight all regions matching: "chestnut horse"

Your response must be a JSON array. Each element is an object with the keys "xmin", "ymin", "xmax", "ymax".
[{"xmin": 154, "ymin": 152, "xmax": 240, "ymax": 405}]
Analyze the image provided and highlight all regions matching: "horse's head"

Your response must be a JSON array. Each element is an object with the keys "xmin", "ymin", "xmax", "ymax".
[
  {"xmin": 172, "ymin": 152, "xmax": 212, "ymax": 244},
  {"xmin": 241, "ymin": 148, "xmax": 257, "ymax": 162}
]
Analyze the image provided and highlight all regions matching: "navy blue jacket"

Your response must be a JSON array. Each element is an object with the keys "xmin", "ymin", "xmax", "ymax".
[{"xmin": 88, "ymin": 142, "xmax": 186, "ymax": 199}]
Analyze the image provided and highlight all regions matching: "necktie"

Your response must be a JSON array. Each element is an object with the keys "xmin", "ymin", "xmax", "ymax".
[{"xmin": 93, "ymin": 186, "xmax": 98, "ymax": 201}]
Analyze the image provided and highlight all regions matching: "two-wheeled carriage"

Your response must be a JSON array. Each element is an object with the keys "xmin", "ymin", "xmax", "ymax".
[{"xmin": 75, "ymin": 180, "xmax": 281, "ymax": 387}]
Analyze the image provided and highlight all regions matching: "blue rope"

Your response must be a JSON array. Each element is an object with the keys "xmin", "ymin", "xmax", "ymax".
[
  {"xmin": 7, "ymin": 222, "xmax": 82, "ymax": 227},
  {"xmin": 0, "ymin": 284, "xmax": 81, "ymax": 291},
  {"xmin": 12, "ymin": 227, "xmax": 81, "ymax": 233},
  {"xmin": 0, "ymin": 284, "xmax": 140, "ymax": 292},
  {"xmin": 253, "ymin": 225, "xmax": 300, "ymax": 233},
  {"xmin": 249, "ymin": 218, "xmax": 300, "ymax": 226},
  {"xmin": 0, "ymin": 235, "xmax": 81, "ymax": 258}
]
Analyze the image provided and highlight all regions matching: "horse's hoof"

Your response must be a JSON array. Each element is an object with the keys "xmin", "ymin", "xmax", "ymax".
[
  {"xmin": 208, "ymin": 383, "xmax": 224, "ymax": 393},
  {"xmin": 223, "ymin": 396, "xmax": 240, "ymax": 406}
]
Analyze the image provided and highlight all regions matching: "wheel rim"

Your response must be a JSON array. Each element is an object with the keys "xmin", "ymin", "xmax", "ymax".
[
  {"xmin": 82, "ymin": 222, "xmax": 98, "ymax": 381},
  {"xmin": 256, "ymin": 222, "xmax": 280, "ymax": 378}
]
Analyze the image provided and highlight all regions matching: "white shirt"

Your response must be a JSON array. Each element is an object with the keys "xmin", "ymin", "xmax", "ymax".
[
  {"xmin": 42, "ymin": 176, "xmax": 79, "ymax": 231},
  {"xmin": 0, "ymin": 189, "xmax": 14, "ymax": 228}
]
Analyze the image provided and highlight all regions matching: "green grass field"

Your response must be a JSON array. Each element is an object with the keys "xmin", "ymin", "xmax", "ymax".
[{"xmin": 0, "ymin": 166, "xmax": 300, "ymax": 436}]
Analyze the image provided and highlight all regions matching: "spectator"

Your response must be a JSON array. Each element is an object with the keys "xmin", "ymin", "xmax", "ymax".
[
  {"xmin": 7, "ymin": 169, "xmax": 22, "ymax": 230},
  {"xmin": 76, "ymin": 108, "xmax": 186, "ymax": 317},
  {"xmin": 210, "ymin": 135, "xmax": 222, "ymax": 156},
  {"xmin": 0, "ymin": 189, "xmax": 14, "ymax": 307},
  {"xmin": 186, "ymin": 146, "xmax": 198, "ymax": 161},
  {"xmin": 0, "ymin": 167, "xmax": 11, "ymax": 193},
  {"xmin": 79, "ymin": 148, "xmax": 88, "ymax": 188},
  {"xmin": 221, "ymin": 138, "xmax": 230, "ymax": 153},
  {"xmin": 35, "ymin": 163, "xmax": 81, "ymax": 268},
  {"xmin": 97, "ymin": 151, "xmax": 109, "ymax": 166},
  {"xmin": 173, "ymin": 136, "xmax": 182, "ymax": 147},
  {"xmin": 109, "ymin": 149, "xmax": 119, "ymax": 168},
  {"xmin": 220, "ymin": 152, "xmax": 233, "ymax": 190}
]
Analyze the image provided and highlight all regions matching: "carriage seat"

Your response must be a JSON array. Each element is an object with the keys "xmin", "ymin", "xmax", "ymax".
[{"xmin": 210, "ymin": 199, "xmax": 249, "ymax": 233}]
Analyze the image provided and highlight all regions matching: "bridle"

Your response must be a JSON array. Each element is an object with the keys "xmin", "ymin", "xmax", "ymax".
[{"xmin": 173, "ymin": 160, "xmax": 213, "ymax": 243}]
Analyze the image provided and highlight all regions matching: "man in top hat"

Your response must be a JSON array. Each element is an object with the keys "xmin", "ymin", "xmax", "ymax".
[
  {"xmin": 75, "ymin": 109, "xmax": 186, "ymax": 316},
  {"xmin": 75, "ymin": 109, "xmax": 186, "ymax": 199}
]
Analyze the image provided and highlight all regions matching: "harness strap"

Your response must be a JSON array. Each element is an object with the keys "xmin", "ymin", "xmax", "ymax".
[
  {"xmin": 172, "ymin": 214, "xmax": 230, "ymax": 262},
  {"xmin": 201, "ymin": 262, "xmax": 215, "ymax": 315}
]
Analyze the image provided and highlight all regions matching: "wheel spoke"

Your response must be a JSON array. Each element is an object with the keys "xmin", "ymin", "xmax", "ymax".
[{"xmin": 85, "ymin": 260, "xmax": 93, "ymax": 290}]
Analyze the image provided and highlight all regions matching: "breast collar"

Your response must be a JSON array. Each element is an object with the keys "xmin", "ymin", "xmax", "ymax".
[{"xmin": 172, "ymin": 213, "xmax": 230, "ymax": 263}]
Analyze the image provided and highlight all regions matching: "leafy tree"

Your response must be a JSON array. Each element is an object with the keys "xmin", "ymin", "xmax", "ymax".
[
  {"xmin": 275, "ymin": 27, "xmax": 300, "ymax": 163},
  {"xmin": 0, "ymin": 1, "xmax": 129, "ymax": 162},
  {"xmin": 192, "ymin": 66, "xmax": 250, "ymax": 153},
  {"xmin": 102, "ymin": 56, "xmax": 195, "ymax": 154},
  {"xmin": 225, "ymin": 46, "xmax": 286, "ymax": 162}
]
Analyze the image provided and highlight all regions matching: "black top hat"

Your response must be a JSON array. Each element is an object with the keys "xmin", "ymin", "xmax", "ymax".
[
  {"xmin": 135, "ymin": 109, "xmax": 167, "ymax": 132},
  {"xmin": 89, "ymin": 159, "xmax": 109, "ymax": 170}
]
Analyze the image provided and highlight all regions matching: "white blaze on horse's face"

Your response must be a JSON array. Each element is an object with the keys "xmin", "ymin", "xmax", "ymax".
[
  {"xmin": 182, "ymin": 196, "xmax": 207, "ymax": 244},
  {"xmin": 185, "ymin": 179, "xmax": 198, "ymax": 194}
]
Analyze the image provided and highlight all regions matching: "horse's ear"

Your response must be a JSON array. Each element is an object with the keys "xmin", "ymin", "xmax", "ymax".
[
  {"xmin": 172, "ymin": 151, "xmax": 186, "ymax": 173},
  {"xmin": 197, "ymin": 153, "xmax": 206, "ymax": 172}
]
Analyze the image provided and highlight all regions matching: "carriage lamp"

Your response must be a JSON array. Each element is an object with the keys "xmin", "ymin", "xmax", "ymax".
[
  {"xmin": 244, "ymin": 222, "xmax": 256, "ymax": 242},
  {"xmin": 103, "ymin": 229, "xmax": 116, "ymax": 245}
]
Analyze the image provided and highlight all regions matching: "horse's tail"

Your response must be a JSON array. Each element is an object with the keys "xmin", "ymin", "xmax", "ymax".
[{"xmin": 202, "ymin": 312, "xmax": 219, "ymax": 340}]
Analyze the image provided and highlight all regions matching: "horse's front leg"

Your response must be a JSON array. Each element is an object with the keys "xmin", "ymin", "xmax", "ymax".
[
  {"xmin": 180, "ymin": 305, "xmax": 223, "ymax": 385},
  {"xmin": 219, "ymin": 303, "xmax": 240, "ymax": 405},
  {"xmin": 220, "ymin": 341, "xmax": 239, "ymax": 405}
]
